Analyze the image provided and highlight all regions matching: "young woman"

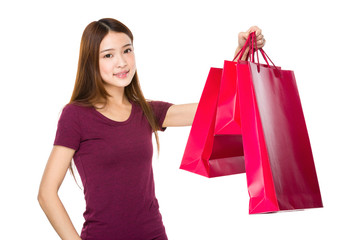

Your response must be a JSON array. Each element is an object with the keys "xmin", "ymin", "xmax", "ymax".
[{"xmin": 38, "ymin": 18, "xmax": 265, "ymax": 240}]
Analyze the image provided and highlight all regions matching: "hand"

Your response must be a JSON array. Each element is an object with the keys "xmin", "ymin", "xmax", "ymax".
[
  {"xmin": 238, "ymin": 26, "xmax": 265, "ymax": 49},
  {"xmin": 234, "ymin": 26, "xmax": 265, "ymax": 61}
]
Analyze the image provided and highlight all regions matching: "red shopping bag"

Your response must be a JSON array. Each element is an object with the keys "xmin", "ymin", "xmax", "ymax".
[
  {"xmin": 180, "ymin": 67, "xmax": 246, "ymax": 177},
  {"xmin": 237, "ymin": 33, "xmax": 323, "ymax": 213},
  {"xmin": 214, "ymin": 37, "xmax": 281, "ymax": 135},
  {"xmin": 214, "ymin": 60, "xmax": 242, "ymax": 135}
]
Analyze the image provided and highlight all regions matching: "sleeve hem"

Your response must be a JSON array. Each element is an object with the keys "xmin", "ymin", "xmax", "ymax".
[{"xmin": 53, "ymin": 142, "xmax": 79, "ymax": 151}]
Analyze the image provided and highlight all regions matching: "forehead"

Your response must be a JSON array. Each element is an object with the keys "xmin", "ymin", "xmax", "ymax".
[{"xmin": 100, "ymin": 32, "xmax": 132, "ymax": 50}]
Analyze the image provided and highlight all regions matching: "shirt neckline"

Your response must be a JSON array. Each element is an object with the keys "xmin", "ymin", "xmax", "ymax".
[{"xmin": 92, "ymin": 102, "xmax": 135, "ymax": 126}]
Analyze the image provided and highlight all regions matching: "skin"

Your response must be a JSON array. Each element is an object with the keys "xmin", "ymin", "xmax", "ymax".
[
  {"xmin": 234, "ymin": 26, "xmax": 265, "ymax": 61},
  {"xmin": 94, "ymin": 32, "xmax": 136, "ymax": 122},
  {"xmin": 38, "ymin": 26, "xmax": 264, "ymax": 240}
]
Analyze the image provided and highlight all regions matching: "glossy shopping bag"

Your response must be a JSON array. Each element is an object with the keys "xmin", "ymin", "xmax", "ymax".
[
  {"xmin": 214, "ymin": 60, "xmax": 242, "ymax": 135},
  {"xmin": 237, "ymin": 33, "xmax": 323, "ymax": 213},
  {"xmin": 214, "ymin": 38, "xmax": 280, "ymax": 135},
  {"xmin": 180, "ymin": 68, "xmax": 246, "ymax": 178}
]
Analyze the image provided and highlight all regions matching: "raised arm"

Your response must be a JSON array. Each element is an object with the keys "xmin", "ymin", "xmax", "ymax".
[
  {"xmin": 38, "ymin": 146, "xmax": 82, "ymax": 240},
  {"xmin": 163, "ymin": 26, "xmax": 265, "ymax": 128},
  {"xmin": 162, "ymin": 103, "xmax": 198, "ymax": 127}
]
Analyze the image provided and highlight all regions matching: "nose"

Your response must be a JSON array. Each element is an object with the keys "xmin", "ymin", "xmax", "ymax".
[{"xmin": 116, "ymin": 54, "xmax": 127, "ymax": 68}]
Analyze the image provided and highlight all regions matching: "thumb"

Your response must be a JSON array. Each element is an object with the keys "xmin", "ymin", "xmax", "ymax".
[
  {"xmin": 247, "ymin": 26, "xmax": 261, "ymax": 36},
  {"xmin": 242, "ymin": 32, "xmax": 250, "ymax": 40}
]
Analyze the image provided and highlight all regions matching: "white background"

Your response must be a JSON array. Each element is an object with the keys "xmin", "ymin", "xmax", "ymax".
[{"xmin": 1, "ymin": 0, "xmax": 358, "ymax": 239}]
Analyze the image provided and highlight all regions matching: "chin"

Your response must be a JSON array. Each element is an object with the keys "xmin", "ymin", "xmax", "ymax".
[
  {"xmin": 103, "ymin": 79, "xmax": 132, "ymax": 89},
  {"xmin": 115, "ymin": 80, "xmax": 132, "ymax": 88}
]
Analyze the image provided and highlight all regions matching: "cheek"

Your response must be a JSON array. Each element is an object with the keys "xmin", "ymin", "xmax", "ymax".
[
  {"xmin": 129, "ymin": 58, "xmax": 136, "ymax": 76},
  {"xmin": 129, "ymin": 55, "xmax": 136, "ymax": 70},
  {"xmin": 99, "ymin": 61, "xmax": 112, "ymax": 77}
]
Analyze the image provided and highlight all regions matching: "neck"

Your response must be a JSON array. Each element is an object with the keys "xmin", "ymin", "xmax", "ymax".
[{"xmin": 103, "ymin": 85, "xmax": 129, "ymax": 108}]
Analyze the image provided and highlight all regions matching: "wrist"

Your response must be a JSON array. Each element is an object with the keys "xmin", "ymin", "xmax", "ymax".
[
  {"xmin": 235, "ymin": 45, "xmax": 242, "ymax": 53},
  {"xmin": 234, "ymin": 45, "xmax": 242, "ymax": 60}
]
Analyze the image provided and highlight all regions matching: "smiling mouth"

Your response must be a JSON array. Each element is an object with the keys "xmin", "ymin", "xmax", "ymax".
[{"xmin": 114, "ymin": 70, "xmax": 130, "ymax": 78}]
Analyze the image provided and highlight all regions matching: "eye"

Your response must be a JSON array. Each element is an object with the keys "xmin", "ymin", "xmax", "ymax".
[
  {"xmin": 104, "ymin": 53, "xmax": 113, "ymax": 58},
  {"xmin": 124, "ymin": 48, "xmax": 132, "ymax": 54}
]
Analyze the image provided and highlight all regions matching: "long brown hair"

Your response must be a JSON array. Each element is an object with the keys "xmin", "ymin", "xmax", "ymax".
[{"xmin": 68, "ymin": 18, "xmax": 161, "ymax": 180}]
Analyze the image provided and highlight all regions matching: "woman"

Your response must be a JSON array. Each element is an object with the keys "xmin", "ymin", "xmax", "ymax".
[{"xmin": 37, "ymin": 18, "xmax": 265, "ymax": 240}]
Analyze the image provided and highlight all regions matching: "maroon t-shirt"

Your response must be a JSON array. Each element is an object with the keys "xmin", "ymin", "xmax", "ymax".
[{"xmin": 54, "ymin": 101, "xmax": 173, "ymax": 240}]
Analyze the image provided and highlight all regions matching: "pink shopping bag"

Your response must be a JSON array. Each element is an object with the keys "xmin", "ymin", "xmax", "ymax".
[
  {"xmin": 214, "ymin": 60, "xmax": 242, "ymax": 135},
  {"xmin": 214, "ymin": 37, "xmax": 281, "ymax": 136},
  {"xmin": 237, "ymin": 32, "xmax": 323, "ymax": 213},
  {"xmin": 180, "ymin": 67, "xmax": 245, "ymax": 177}
]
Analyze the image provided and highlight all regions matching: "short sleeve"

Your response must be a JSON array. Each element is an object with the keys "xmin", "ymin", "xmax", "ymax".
[
  {"xmin": 149, "ymin": 101, "xmax": 173, "ymax": 132},
  {"xmin": 53, "ymin": 104, "xmax": 82, "ymax": 151}
]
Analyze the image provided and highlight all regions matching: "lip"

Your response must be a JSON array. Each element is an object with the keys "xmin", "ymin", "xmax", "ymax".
[{"xmin": 114, "ymin": 70, "xmax": 130, "ymax": 79}]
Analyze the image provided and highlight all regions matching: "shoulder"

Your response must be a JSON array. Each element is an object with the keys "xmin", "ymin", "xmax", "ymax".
[
  {"xmin": 59, "ymin": 102, "xmax": 91, "ymax": 122},
  {"xmin": 62, "ymin": 102, "xmax": 92, "ymax": 113}
]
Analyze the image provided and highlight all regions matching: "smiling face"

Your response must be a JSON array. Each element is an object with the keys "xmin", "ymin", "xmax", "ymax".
[{"xmin": 99, "ymin": 31, "xmax": 136, "ymax": 90}]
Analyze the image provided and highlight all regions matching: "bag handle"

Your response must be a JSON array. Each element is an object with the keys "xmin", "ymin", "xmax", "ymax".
[
  {"xmin": 233, "ymin": 32, "xmax": 278, "ymax": 71},
  {"xmin": 259, "ymin": 48, "xmax": 277, "ymax": 70},
  {"xmin": 233, "ymin": 32, "xmax": 254, "ymax": 62}
]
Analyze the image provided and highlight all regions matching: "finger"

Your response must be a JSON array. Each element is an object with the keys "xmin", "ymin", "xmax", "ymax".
[
  {"xmin": 256, "ymin": 38, "xmax": 265, "ymax": 45},
  {"xmin": 255, "ymin": 28, "xmax": 262, "ymax": 36},
  {"xmin": 247, "ymin": 25, "xmax": 258, "ymax": 33},
  {"xmin": 239, "ymin": 31, "xmax": 249, "ymax": 40},
  {"xmin": 257, "ymin": 38, "xmax": 266, "ymax": 48},
  {"xmin": 247, "ymin": 26, "xmax": 262, "ymax": 36},
  {"xmin": 256, "ymin": 34, "xmax": 264, "ymax": 41},
  {"xmin": 237, "ymin": 31, "xmax": 250, "ymax": 49}
]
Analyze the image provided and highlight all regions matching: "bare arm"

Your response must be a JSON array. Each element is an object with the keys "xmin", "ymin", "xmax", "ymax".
[
  {"xmin": 162, "ymin": 103, "xmax": 198, "ymax": 127},
  {"xmin": 38, "ymin": 146, "xmax": 82, "ymax": 240}
]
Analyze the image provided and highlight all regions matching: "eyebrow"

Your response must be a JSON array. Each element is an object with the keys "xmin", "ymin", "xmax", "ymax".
[{"xmin": 100, "ymin": 43, "xmax": 133, "ymax": 53}]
